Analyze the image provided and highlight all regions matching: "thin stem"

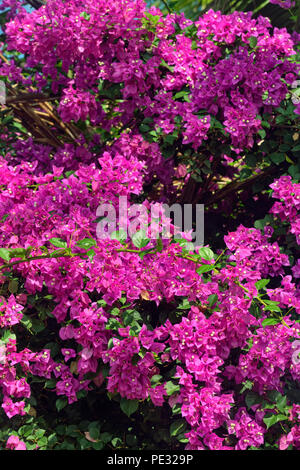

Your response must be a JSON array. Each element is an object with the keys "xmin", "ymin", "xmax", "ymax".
[
  {"xmin": 0, "ymin": 253, "xmax": 82, "ymax": 271},
  {"xmin": 161, "ymin": 0, "xmax": 172, "ymax": 14},
  {"xmin": 214, "ymin": 249, "xmax": 225, "ymax": 265}
]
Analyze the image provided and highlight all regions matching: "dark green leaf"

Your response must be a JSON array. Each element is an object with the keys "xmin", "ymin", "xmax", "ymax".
[
  {"xmin": 56, "ymin": 397, "xmax": 68, "ymax": 412},
  {"xmin": 49, "ymin": 238, "xmax": 67, "ymax": 248},
  {"xmin": 170, "ymin": 419, "xmax": 186, "ymax": 437},
  {"xmin": 120, "ymin": 398, "xmax": 139, "ymax": 417},
  {"xmin": 263, "ymin": 414, "xmax": 288, "ymax": 430}
]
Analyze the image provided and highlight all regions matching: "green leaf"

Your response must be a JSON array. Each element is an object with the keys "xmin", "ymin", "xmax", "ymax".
[
  {"xmin": 139, "ymin": 123, "xmax": 151, "ymax": 132},
  {"xmin": 19, "ymin": 425, "xmax": 34, "ymax": 438},
  {"xmin": 262, "ymin": 318, "xmax": 280, "ymax": 327},
  {"xmin": 99, "ymin": 432, "xmax": 113, "ymax": 444},
  {"xmin": 170, "ymin": 419, "xmax": 186, "ymax": 437},
  {"xmin": 178, "ymin": 239, "xmax": 195, "ymax": 253},
  {"xmin": 120, "ymin": 398, "xmax": 139, "ymax": 417},
  {"xmin": 156, "ymin": 238, "xmax": 163, "ymax": 253},
  {"xmin": 45, "ymin": 379, "xmax": 56, "ymax": 389},
  {"xmin": 249, "ymin": 36, "xmax": 258, "ymax": 48},
  {"xmin": 275, "ymin": 115, "xmax": 286, "ymax": 124},
  {"xmin": 208, "ymin": 293, "xmax": 218, "ymax": 307},
  {"xmin": 92, "ymin": 441, "xmax": 104, "ymax": 450},
  {"xmin": 106, "ymin": 317, "xmax": 122, "ymax": 330},
  {"xmin": 197, "ymin": 247, "xmax": 215, "ymax": 260},
  {"xmin": 144, "ymin": 12, "xmax": 161, "ymax": 26},
  {"xmin": 87, "ymin": 249, "xmax": 96, "ymax": 261},
  {"xmin": 110, "ymin": 307, "xmax": 120, "ymax": 316},
  {"xmin": 80, "ymin": 11, "xmax": 90, "ymax": 20},
  {"xmin": 49, "ymin": 238, "xmax": 67, "ymax": 248},
  {"xmin": 177, "ymin": 298, "xmax": 190, "ymax": 310},
  {"xmin": 245, "ymin": 392, "xmax": 262, "ymax": 409},
  {"xmin": 8, "ymin": 278, "xmax": 18, "ymax": 293},
  {"xmin": 288, "ymin": 165, "xmax": 300, "ymax": 180},
  {"xmin": 0, "ymin": 214, "xmax": 9, "ymax": 223},
  {"xmin": 210, "ymin": 116, "xmax": 223, "ymax": 130},
  {"xmin": 240, "ymin": 380, "xmax": 254, "ymax": 393},
  {"xmin": 276, "ymin": 395, "xmax": 288, "ymax": 414},
  {"xmin": 32, "ymin": 319, "xmax": 46, "ymax": 333},
  {"xmin": 165, "ymin": 381, "xmax": 180, "ymax": 396},
  {"xmin": 76, "ymin": 238, "xmax": 97, "ymax": 250},
  {"xmin": 196, "ymin": 264, "xmax": 214, "ymax": 274},
  {"xmin": 64, "ymin": 170, "xmax": 75, "ymax": 178},
  {"xmin": 111, "ymin": 437, "xmax": 123, "ymax": 448},
  {"xmin": 261, "ymin": 120, "xmax": 271, "ymax": 129},
  {"xmin": 268, "ymin": 390, "xmax": 283, "ymax": 402},
  {"xmin": 173, "ymin": 90, "xmax": 190, "ymax": 102},
  {"xmin": 111, "ymin": 229, "xmax": 127, "ymax": 244},
  {"xmin": 172, "ymin": 403, "xmax": 182, "ymax": 415},
  {"xmin": 160, "ymin": 59, "xmax": 174, "ymax": 73},
  {"xmin": 255, "ymin": 279, "xmax": 270, "ymax": 290},
  {"xmin": 79, "ymin": 438, "xmax": 91, "ymax": 450},
  {"xmin": 269, "ymin": 153, "xmax": 285, "ymax": 165},
  {"xmin": 178, "ymin": 436, "xmax": 189, "ymax": 443},
  {"xmin": 258, "ymin": 129, "xmax": 266, "ymax": 139},
  {"xmin": 21, "ymin": 314, "xmax": 33, "ymax": 331},
  {"xmin": 279, "ymin": 144, "xmax": 290, "ymax": 152},
  {"xmin": 49, "ymin": 249, "xmax": 66, "ymax": 258},
  {"xmin": 8, "ymin": 248, "xmax": 27, "ymax": 259},
  {"xmin": 88, "ymin": 423, "xmax": 100, "ymax": 441},
  {"xmin": 37, "ymin": 437, "xmax": 47, "ymax": 448},
  {"xmin": 131, "ymin": 230, "xmax": 150, "ymax": 249},
  {"xmin": 1, "ymin": 330, "xmax": 16, "ymax": 343},
  {"xmin": 151, "ymin": 374, "xmax": 163, "ymax": 385},
  {"xmin": 263, "ymin": 414, "xmax": 288, "ymax": 430},
  {"xmin": 263, "ymin": 300, "xmax": 281, "ymax": 313},
  {"xmin": 0, "ymin": 248, "xmax": 10, "ymax": 262},
  {"xmin": 47, "ymin": 433, "xmax": 58, "ymax": 447},
  {"xmin": 56, "ymin": 397, "xmax": 68, "ymax": 412},
  {"xmin": 76, "ymin": 390, "xmax": 86, "ymax": 400},
  {"xmin": 35, "ymin": 429, "xmax": 46, "ymax": 439}
]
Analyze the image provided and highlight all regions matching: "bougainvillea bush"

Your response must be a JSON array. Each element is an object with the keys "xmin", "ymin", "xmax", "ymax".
[{"xmin": 0, "ymin": 0, "xmax": 299, "ymax": 450}]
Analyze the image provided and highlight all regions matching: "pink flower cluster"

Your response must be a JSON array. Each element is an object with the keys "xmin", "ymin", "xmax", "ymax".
[
  {"xmin": 226, "ymin": 320, "xmax": 300, "ymax": 393},
  {"xmin": 269, "ymin": 0, "xmax": 295, "ymax": 8},
  {"xmin": 270, "ymin": 175, "xmax": 300, "ymax": 245},
  {"xmin": 0, "ymin": 142, "xmax": 299, "ymax": 448},
  {"xmin": 6, "ymin": 435, "xmax": 26, "ymax": 450},
  {"xmin": 0, "ymin": 295, "xmax": 24, "ymax": 328},
  {"xmin": 2, "ymin": 0, "xmax": 299, "ymax": 156}
]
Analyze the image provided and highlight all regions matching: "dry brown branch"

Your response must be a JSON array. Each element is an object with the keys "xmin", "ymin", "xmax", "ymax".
[{"xmin": 1, "ymin": 53, "xmax": 80, "ymax": 148}]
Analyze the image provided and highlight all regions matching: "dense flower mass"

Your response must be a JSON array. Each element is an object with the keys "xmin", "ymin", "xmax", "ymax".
[
  {"xmin": 269, "ymin": 0, "xmax": 295, "ymax": 8},
  {"xmin": 2, "ymin": 0, "xmax": 299, "ymax": 157},
  {"xmin": 0, "ymin": 0, "xmax": 299, "ymax": 451},
  {"xmin": 270, "ymin": 176, "xmax": 300, "ymax": 245}
]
